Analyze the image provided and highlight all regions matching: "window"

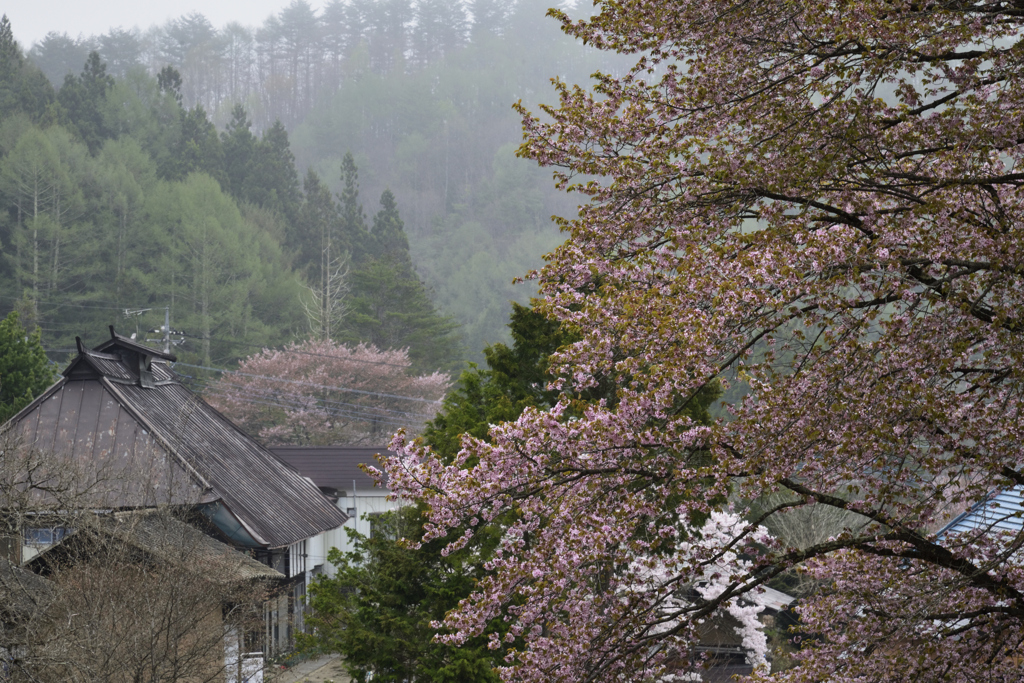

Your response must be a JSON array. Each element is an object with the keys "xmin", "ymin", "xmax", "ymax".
[{"xmin": 24, "ymin": 526, "xmax": 70, "ymax": 547}]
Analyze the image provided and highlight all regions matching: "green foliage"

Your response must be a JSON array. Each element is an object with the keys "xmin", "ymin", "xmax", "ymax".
[
  {"xmin": 220, "ymin": 104, "xmax": 256, "ymax": 202},
  {"xmin": 337, "ymin": 151, "xmax": 371, "ymax": 262},
  {"xmin": 424, "ymin": 301, "xmax": 564, "ymax": 460},
  {"xmin": 56, "ymin": 52, "xmax": 115, "ymax": 153},
  {"xmin": 0, "ymin": 9, "xmax": 639, "ymax": 375},
  {"xmin": 140, "ymin": 172, "xmax": 304, "ymax": 365},
  {"xmin": 426, "ymin": 300, "xmax": 723, "ymax": 461},
  {"xmin": 343, "ymin": 256, "xmax": 461, "ymax": 374},
  {"xmin": 301, "ymin": 506, "xmax": 501, "ymax": 683},
  {"xmin": 162, "ymin": 104, "xmax": 223, "ymax": 183},
  {"xmin": 243, "ymin": 120, "xmax": 301, "ymax": 227},
  {"xmin": 370, "ymin": 189, "xmax": 408, "ymax": 262},
  {"xmin": 0, "ymin": 310, "xmax": 54, "ymax": 422},
  {"xmin": 0, "ymin": 16, "xmax": 54, "ymax": 124}
]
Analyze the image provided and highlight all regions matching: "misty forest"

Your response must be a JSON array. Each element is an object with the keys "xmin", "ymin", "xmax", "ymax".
[{"xmin": 0, "ymin": 0, "xmax": 622, "ymax": 385}]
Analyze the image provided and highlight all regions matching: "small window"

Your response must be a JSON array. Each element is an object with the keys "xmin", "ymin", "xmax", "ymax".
[{"xmin": 24, "ymin": 526, "xmax": 70, "ymax": 547}]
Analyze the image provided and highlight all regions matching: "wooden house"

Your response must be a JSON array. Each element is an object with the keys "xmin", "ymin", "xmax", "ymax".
[{"xmin": 2, "ymin": 328, "xmax": 349, "ymax": 659}]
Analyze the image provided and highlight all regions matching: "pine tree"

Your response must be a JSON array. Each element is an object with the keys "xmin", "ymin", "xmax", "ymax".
[
  {"xmin": 163, "ymin": 104, "xmax": 223, "ymax": 183},
  {"xmin": 0, "ymin": 15, "xmax": 21, "ymax": 79},
  {"xmin": 56, "ymin": 52, "xmax": 114, "ymax": 153},
  {"xmin": 337, "ymin": 172, "xmax": 462, "ymax": 373},
  {"xmin": 0, "ymin": 310, "xmax": 55, "ymax": 423},
  {"xmin": 298, "ymin": 169, "xmax": 347, "ymax": 340},
  {"xmin": 0, "ymin": 16, "xmax": 54, "ymax": 123},
  {"xmin": 300, "ymin": 505, "xmax": 502, "ymax": 683},
  {"xmin": 369, "ymin": 188, "xmax": 409, "ymax": 263},
  {"xmin": 337, "ymin": 151, "xmax": 370, "ymax": 262},
  {"xmin": 220, "ymin": 104, "xmax": 256, "ymax": 201},
  {"xmin": 343, "ymin": 257, "xmax": 461, "ymax": 373},
  {"xmin": 242, "ymin": 120, "xmax": 301, "ymax": 228}
]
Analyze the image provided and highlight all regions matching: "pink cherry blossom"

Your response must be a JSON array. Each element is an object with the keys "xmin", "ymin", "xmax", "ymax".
[{"xmin": 382, "ymin": 1, "xmax": 1024, "ymax": 681}]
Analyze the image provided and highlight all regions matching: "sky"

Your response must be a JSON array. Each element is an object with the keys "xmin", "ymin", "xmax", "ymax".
[{"xmin": 6, "ymin": 0, "xmax": 310, "ymax": 49}]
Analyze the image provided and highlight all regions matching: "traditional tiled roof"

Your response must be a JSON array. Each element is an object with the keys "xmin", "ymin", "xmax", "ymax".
[{"xmin": 7, "ymin": 330, "xmax": 348, "ymax": 549}]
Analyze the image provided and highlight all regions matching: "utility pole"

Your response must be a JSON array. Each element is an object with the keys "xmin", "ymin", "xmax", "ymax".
[{"xmin": 146, "ymin": 307, "xmax": 184, "ymax": 354}]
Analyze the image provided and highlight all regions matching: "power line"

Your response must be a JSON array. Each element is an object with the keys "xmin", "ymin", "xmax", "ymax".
[
  {"xmin": 174, "ymin": 362, "xmax": 444, "ymax": 404},
  {"xmin": 7, "ymin": 294, "xmax": 448, "ymax": 372},
  {"xmin": 0, "ymin": 294, "xmax": 137, "ymax": 311},
  {"xmin": 185, "ymin": 375, "xmax": 437, "ymax": 420},
  {"xmin": 196, "ymin": 388, "xmax": 422, "ymax": 429},
  {"xmin": 182, "ymin": 334, "xmax": 418, "ymax": 370}
]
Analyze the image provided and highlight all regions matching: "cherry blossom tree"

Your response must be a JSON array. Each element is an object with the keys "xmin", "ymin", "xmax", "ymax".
[
  {"xmin": 205, "ymin": 339, "xmax": 448, "ymax": 446},
  {"xmin": 380, "ymin": 1, "xmax": 1024, "ymax": 681}
]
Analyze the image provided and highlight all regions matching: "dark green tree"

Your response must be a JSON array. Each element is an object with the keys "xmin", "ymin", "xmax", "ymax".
[
  {"xmin": 301, "ymin": 505, "xmax": 502, "ymax": 683},
  {"xmin": 220, "ymin": 104, "xmax": 256, "ymax": 201},
  {"xmin": 297, "ymin": 168, "xmax": 341, "ymax": 277},
  {"xmin": 342, "ymin": 257, "xmax": 461, "ymax": 373},
  {"xmin": 297, "ymin": 169, "xmax": 348, "ymax": 339},
  {"xmin": 56, "ymin": 52, "xmax": 114, "ymax": 153},
  {"xmin": 425, "ymin": 301, "xmax": 721, "ymax": 461},
  {"xmin": 0, "ymin": 311, "xmax": 54, "ymax": 423},
  {"xmin": 163, "ymin": 104, "xmax": 223, "ymax": 182},
  {"xmin": 0, "ymin": 15, "xmax": 20, "ymax": 81},
  {"xmin": 337, "ymin": 151, "xmax": 371, "ymax": 262},
  {"xmin": 242, "ymin": 120, "xmax": 301, "ymax": 228},
  {"xmin": 0, "ymin": 16, "xmax": 54, "ymax": 123},
  {"xmin": 423, "ymin": 301, "xmax": 564, "ymax": 460},
  {"xmin": 369, "ymin": 188, "xmax": 409, "ymax": 262},
  {"xmin": 155, "ymin": 65, "xmax": 183, "ymax": 105}
]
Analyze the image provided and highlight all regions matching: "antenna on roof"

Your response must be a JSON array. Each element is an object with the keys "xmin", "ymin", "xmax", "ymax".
[{"xmin": 123, "ymin": 309, "xmax": 152, "ymax": 340}]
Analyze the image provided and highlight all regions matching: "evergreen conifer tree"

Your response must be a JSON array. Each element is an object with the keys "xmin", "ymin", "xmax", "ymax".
[
  {"xmin": 301, "ymin": 505, "xmax": 502, "ymax": 683},
  {"xmin": 370, "ymin": 188, "xmax": 409, "ymax": 262},
  {"xmin": 337, "ymin": 151, "xmax": 370, "ymax": 262},
  {"xmin": 220, "ymin": 104, "xmax": 256, "ymax": 201},
  {"xmin": 340, "ymin": 176, "xmax": 462, "ymax": 373},
  {"xmin": 0, "ymin": 310, "xmax": 54, "ymax": 423},
  {"xmin": 245, "ymin": 120, "xmax": 301, "ymax": 226},
  {"xmin": 56, "ymin": 52, "xmax": 114, "ymax": 153},
  {"xmin": 0, "ymin": 16, "xmax": 54, "ymax": 123}
]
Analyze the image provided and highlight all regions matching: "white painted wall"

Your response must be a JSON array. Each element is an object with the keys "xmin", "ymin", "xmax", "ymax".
[{"xmin": 311, "ymin": 491, "xmax": 405, "ymax": 577}]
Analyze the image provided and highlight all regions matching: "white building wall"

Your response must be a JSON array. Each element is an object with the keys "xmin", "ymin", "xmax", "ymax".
[{"xmin": 318, "ymin": 491, "xmax": 405, "ymax": 577}]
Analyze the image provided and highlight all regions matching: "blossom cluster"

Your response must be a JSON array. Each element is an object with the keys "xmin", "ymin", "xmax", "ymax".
[{"xmin": 384, "ymin": 1, "xmax": 1024, "ymax": 680}]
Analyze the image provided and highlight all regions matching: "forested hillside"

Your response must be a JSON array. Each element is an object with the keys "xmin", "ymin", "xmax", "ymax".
[{"xmin": 8, "ymin": 0, "xmax": 627, "ymax": 361}]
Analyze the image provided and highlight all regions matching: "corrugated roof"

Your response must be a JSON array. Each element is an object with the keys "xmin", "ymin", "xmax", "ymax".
[
  {"xmin": 25, "ymin": 510, "xmax": 283, "ymax": 582},
  {"xmin": 8, "ymin": 334, "xmax": 348, "ymax": 549},
  {"xmin": 80, "ymin": 350, "xmax": 136, "ymax": 382},
  {"xmin": 269, "ymin": 446, "xmax": 395, "ymax": 494},
  {"xmin": 940, "ymin": 486, "xmax": 1024, "ymax": 537},
  {"xmin": 0, "ymin": 558, "xmax": 51, "ymax": 620}
]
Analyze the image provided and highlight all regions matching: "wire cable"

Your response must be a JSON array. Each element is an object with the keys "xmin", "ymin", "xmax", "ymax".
[
  {"xmin": 185, "ymin": 375, "xmax": 437, "ymax": 420},
  {"xmin": 174, "ymin": 362, "xmax": 444, "ymax": 404}
]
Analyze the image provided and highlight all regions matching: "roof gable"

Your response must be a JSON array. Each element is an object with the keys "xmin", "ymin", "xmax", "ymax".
[{"xmin": 7, "ymin": 332, "xmax": 348, "ymax": 548}]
